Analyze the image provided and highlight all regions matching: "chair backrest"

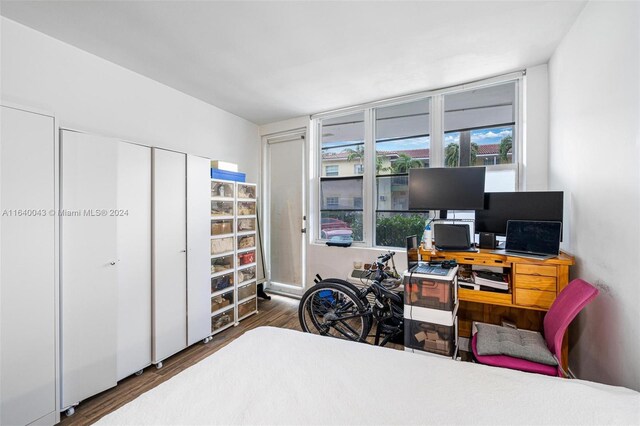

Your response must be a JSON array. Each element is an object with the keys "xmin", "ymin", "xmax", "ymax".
[{"xmin": 544, "ymin": 279, "xmax": 599, "ymax": 360}]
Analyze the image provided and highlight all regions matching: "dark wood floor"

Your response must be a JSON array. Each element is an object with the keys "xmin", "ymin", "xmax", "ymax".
[{"xmin": 59, "ymin": 294, "xmax": 304, "ymax": 426}]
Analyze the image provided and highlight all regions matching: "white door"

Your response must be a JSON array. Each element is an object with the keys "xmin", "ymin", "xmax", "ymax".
[
  {"xmin": 116, "ymin": 142, "xmax": 152, "ymax": 380},
  {"xmin": 152, "ymin": 148, "xmax": 187, "ymax": 363},
  {"xmin": 1, "ymin": 106, "xmax": 57, "ymax": 425},
  {"xmin": 265, "ymin": 132, "xmax": 306, "ymax": 295},
  {"xmin": 186, "ymin": 155, "xmax": 212, "ymax": 345},
  {"xmin": 61, "ymin": 130, "xmax": 118, "ymax": 408}
]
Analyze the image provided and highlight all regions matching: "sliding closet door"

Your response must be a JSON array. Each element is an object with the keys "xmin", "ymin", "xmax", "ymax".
[
  {"xmin": 152, "ymin": 148, "xmax": 187, "ymax": 363},
  {"xmin": 186, "ymin": 155, "xmax": 212, "ymax": 345},
  {"xmin": 1, "ymin": 106, "xmax": 57, "ymax": 426},
  {"xmin": 117, "ymin": 142, "xmax": 152, "ymax": 380},
  {"xmin": 61, "ymin": 131, "xmax": 118, "ymax": 408}
]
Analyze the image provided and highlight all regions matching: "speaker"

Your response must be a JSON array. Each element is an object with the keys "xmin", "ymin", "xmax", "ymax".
[{"xmin": 478, "ymin": 232, "xmax": 496, "ymax": 249}]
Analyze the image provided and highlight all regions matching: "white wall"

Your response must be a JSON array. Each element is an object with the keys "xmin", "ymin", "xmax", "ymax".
[
  {"xmin": 261, "ymin": 66, "xmax": 551, "ymax": 290},
  {"xmin": 1, "ymin": 18, "xmax": 260, "ymax": 181},
  {"xmin": 549, "ymin": 2, "xmax": 639, "ymax": 391}
]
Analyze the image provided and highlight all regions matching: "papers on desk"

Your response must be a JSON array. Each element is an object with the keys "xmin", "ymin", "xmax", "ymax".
[{"xmin": 472, "ymin": 270, "xmax": 509, "ymax": 291}]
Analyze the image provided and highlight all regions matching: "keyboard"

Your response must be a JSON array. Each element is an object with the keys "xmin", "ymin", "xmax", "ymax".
[{"xmin": 413, "ymin": 264, "xmax": 449, "ymax": 276}]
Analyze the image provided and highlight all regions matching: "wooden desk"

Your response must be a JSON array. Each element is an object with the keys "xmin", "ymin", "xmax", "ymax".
[{"xmin": 419, "ymin": 247, "xmax": 575, "ymax": 367}]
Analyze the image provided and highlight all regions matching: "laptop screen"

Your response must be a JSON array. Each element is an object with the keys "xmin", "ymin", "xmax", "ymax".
[
  {"xmin": 406, "ymin": 235, "xmax": 419, "ymax": 271},
  {"xmin": 505, "ymin": 220, "xmax": 562, "ymax": 255},
  {"xmin": 434, "ymin": 224, "xmax": 471, "ymax": 249}
]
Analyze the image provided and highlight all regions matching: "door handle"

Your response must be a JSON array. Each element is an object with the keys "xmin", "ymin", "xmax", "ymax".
[
  {"xmin": 180, "ymin": 249, "xmax": 187, "ymax": 253},
  {"xmin": 301, "ymin": 228, "xmax": 307, "ymax": 234},
  {"xmin": 109, "ymin": 261, "xmax": 117, "ymax": 266}
]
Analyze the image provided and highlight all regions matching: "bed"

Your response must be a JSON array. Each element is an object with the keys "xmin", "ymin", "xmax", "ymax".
[{"xmin": 97, "ymin": 327, "xmax": 639, "ymax": 425}]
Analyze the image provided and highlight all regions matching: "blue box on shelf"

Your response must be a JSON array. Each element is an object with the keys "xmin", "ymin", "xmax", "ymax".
[{"xmin": 211, "ymin": 168, "xmax": 246, "ymax": 182}]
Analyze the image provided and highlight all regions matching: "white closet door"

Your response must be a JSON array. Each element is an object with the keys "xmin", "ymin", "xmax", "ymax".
[
  {"xmin": 117, "ymin": 142, "xmax": 152, "ymax": 380},
  {"xmin": 1, "ymin": 106, "xmax": 57, "ymax": 426},
  {"xmin": 61, "ymin": 131, "xmax": 118, "ymax": 408},
  {"xmin": 186, "ymin": 155, "xmax": 212, "ymax": 345},
  {"xmin": 152, "ymin": 148, "xmax": 187, "ymax": 362}
]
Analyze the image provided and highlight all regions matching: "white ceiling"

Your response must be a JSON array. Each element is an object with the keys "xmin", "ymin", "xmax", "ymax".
[{"xmin": 0, "ymin": 1, "xmax": 585, "ymax": 125}]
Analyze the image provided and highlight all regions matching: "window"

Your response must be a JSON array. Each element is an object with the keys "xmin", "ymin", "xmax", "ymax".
[
  {"xmin": 315, "ymin": 75, "xmax": 521, "ymax": 247},
  {"xmin": 319, "ymin": 112, "xmax": 365, "ymax": 242},
  {"xmin": 374, "ymin": 100, "xmax": 430, "ymax": 247},
  {"xmin": 325, "ymin": 165, "xmax": 339, "ymax": 176}
]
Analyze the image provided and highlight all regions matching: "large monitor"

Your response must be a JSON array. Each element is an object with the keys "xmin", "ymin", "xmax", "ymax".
[
  {"xmin": 408, "ymin": 167, "xmax": 486, "ymax": 211},
  {"xmin": 475, "ymin": 191, "xmax": 564, "ymax": 236}
]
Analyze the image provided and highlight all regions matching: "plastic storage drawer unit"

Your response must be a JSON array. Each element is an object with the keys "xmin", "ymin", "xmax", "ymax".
[
  {"xmin": 404, "ymin": 317, "xmax": 457, "ymax": 357},
  {"xmin": 211, "ymin": 272, "xmax": 234, "ymax": 293},
  {"xmin": 403, "ymin": 270, "xmax": 458, "ymax": 311}
]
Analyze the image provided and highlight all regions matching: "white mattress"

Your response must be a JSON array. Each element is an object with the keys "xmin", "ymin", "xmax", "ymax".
[{"xmin": 97, "ymin": 327, "xmax": 639, "ymax": 425}]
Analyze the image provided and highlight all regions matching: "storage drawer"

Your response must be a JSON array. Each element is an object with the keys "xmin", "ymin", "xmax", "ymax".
[
  {"xmin": 211, "ymin": 291, "xmax": 234, "ymax": 313},
  {"xmin": 404, "ymin": 318, "xmax": 457, "ymax": 357},
  {"xmin": 515, "ymin": 274, "xmax": 556, "ymax": 292},
  {"xmin": 238, "ymin": 282, "xmax": 257, "ymax": 301},
  {"xmin": 211, "ymin": 180, "xmax": 234, "ymax": 198},
  {"xmin": 237, "ymin": 183, "xmax": 256, "ymax": 199},
  {"xmin": 515, "ymin": 289, "xmax": 555, "ymax": 310},
  {"xmin": 238, "ymin": 234, "xmax": 255, "ymax": 250},
  {"xmin": 515, "ymin": 264, "xmax": 556, "ymax": 277},
  {"xmin": 238, "ymin": 250, "xmax": 256, "ymax": 266},
  {"xmin": 211, "ymin": 272, "xmax": 234, "ymax": 293},
  {"xmin": 403, "ymin": 275, "xmax": 457, "ymax": 311},
  {"xmin": 211, "ymin": 309, "xmax": 234, "ymax": 332},
  {"xmin": 210, "ymin": 200, "xmax": 233, "ymax": 217},
  {"xmin": 237, "ymin": 201, "xmax": 256, "ymax": 216},
  {"xmin": 211, "ymin": 218, "xmax": 234, "ymax": 236},
  {"xmin": 238, "ymin": 297, "xmax": 257, "ymax": 319},
  {"xmin": 237, "ymin": 217, "xmax": 256, "ymax": 232},
  {"xmin": 211, "ymin": 236, "xmax": 234, "ymax": 255},
  {"xmin": 211, "ymin": 254, "xmax": 234, "ymax": 274},
  {"xmin": 237, "ymin": 266, "xmax": 256, "ymax": 284}
]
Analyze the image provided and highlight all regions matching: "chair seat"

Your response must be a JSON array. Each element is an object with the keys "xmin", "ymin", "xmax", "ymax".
[{"xmin": 471, "ymin": 334, "xmax": 558, "ymax": 376}]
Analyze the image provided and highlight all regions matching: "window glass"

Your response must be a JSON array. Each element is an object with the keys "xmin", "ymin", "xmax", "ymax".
[
  {"xmin": 375, "ymin": 99, "xmax": 430, "ymax": 175},
  {"xmin": 321, "ymin": 112, "xmax": 365, "ymax": 177},
  {"xmin": 374, "ymin": 99, "xmax": 430, "ymax": 247},
  {"xmin": 320, "ymin": 177, "xmax": 363, "ymax": 242},
  {"xmin": 443, "ymin": 82, "xmax": 516, "ymax": 167}
]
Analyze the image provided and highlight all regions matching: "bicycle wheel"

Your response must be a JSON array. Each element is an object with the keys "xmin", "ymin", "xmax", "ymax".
[{"xmin": 299, "ymin": 282, "xmax": 371, "ymax": 342}]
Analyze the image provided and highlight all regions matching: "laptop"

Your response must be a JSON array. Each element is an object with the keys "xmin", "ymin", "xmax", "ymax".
[
  {"xmin": 433, "ymin": 224, "xmax": 477, "ymax": 252},
  {"xmin": 492, "ymin": 220, "xmax": 562, "ymax": 260},
  {"xmin": 405, "ymin": 235, "xmax": 448, "ymax": 276}
]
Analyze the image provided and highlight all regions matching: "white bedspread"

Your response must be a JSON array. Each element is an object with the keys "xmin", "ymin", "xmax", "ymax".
[{"xmin": 98, "ymin": 327, "xmax": 639, "ymax": 425}]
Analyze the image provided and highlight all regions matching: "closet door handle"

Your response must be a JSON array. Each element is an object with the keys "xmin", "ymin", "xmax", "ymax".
[
  {"xmin": 109, "ymin": 261, "xmax": 117, "ymax": 266},
  {"xmin": 180, "ymin": 249, "xmax": 186, "ymax": 253}
]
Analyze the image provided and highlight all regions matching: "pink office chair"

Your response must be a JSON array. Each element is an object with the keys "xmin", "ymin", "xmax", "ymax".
[{"xmin": 472, "ymin": 279, "xmax": 599, "ymax": 377}]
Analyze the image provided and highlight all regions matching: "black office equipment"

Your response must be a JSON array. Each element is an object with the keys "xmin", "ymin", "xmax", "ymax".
[
  {"xmin": 433, "ymin": 223, "xmax": 477, "ymax": 252},
  {"xmin": 475, "ymin": 191, "xmax": 564, "ymax": 238},
  {"xmin": 478, "ymin": 232, "xmax": 497, "ymax": 249},
  {"xmin": 408, "ymin": 167, "xmax": 486, "ymax": 216},
  {"xmin": 406, "ymin": 235, "xmax": 420, "ymax": 271},
  {"xmin": 493, "ymin": 220, "xmax": 562, "ymax": 260}
]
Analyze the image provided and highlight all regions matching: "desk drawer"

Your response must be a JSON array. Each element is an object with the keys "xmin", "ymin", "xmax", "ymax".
[
  {"xmin": 515, "ymin": 264, "xmax": 556, "ymax": 277},
  {"xmin": 514, "ymin": 274, "xmax": 556, "ymax": 292},
  {"xmin": 515, "ymin": 289, "xmax": 555, "ymax": 310}
]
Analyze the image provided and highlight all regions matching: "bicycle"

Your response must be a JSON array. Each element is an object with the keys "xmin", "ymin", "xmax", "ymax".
[{"xmin": 298, "ymin": 251, "xmax": 404, "ymax": 347}]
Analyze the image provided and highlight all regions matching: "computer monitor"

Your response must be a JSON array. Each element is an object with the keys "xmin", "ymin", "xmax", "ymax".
[
  {"xmin": 408, "ymin": 167, "xmax": 486, "ymax": 211},
  {"xmin": 475, "ymin": 191, "xmax": 564, "ymax": 237}
]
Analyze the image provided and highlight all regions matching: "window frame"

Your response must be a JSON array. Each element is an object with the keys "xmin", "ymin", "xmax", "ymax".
[{"xmin": 312, "ymin": 72, "xmax": 523, "ymax": 248}]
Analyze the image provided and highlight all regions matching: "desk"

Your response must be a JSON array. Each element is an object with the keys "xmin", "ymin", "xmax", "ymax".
[{"xmin": 419, "ymin": 247, "xmax": 575, "ymax": 367}]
